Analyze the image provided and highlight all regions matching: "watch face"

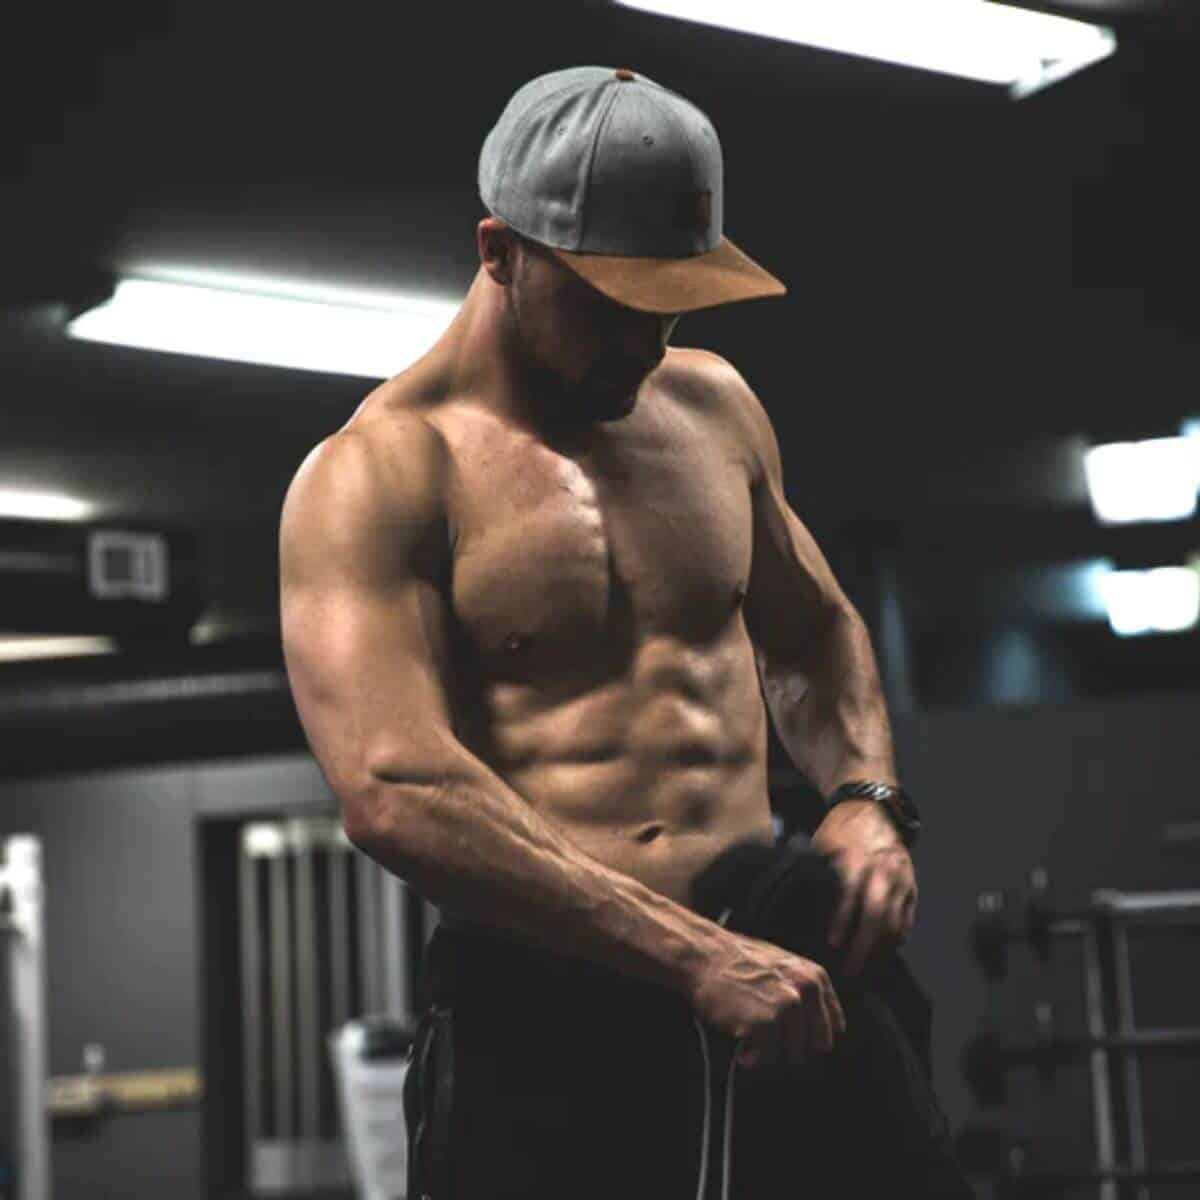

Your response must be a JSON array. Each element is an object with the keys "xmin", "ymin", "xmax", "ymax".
[
  {"xmin": 878, "ymin": 788, "xmax": 920, "ymax": 844},
  {"xmin": 828, "ymin": 782, "xmax": 919, "ymax": 839}
]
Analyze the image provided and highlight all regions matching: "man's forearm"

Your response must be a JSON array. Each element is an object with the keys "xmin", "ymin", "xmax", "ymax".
[
  {"xmin": 349, "ymin": 759, "xmax": 727, "ymax": 997},
  {"xmin": 759, "ymin": 606, "xmax": 899, "ymax": 795}
]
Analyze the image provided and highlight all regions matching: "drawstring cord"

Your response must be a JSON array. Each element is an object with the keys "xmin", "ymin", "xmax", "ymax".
[
  {"xmin": 690, "ymin": 905, "xmax": 737, "ymax": 1200},
  {"xmin": 692, "ymin": 1015, "xmax": 714, "ymax": 1200},
  {"xmin": 722, "ymin": 1052, "xmax": 737, "ymax": 1200}
]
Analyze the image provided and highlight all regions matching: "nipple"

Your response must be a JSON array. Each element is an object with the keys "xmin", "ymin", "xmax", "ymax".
[{"xmin": 733, "ymin": 583, "xmax": 748, "ymax": 606}]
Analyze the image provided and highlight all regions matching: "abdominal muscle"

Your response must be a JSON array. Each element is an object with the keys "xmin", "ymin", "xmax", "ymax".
[{"xmin": 452, "ymin": 626, "xmax": 777, "ymax": 914}]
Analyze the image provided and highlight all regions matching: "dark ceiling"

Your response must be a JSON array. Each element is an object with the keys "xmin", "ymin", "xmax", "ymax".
[{"xmin": 2, "ymin": 0, "xmax": 1199, "ymax": 697}]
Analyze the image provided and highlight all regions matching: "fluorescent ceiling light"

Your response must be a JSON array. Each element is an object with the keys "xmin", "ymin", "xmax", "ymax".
[
  {"xmin": 0, "ymin": 636, "xmax": 118, "ymax": 664},
  {"xmin": 1083, "ymin": 437, "xmax": 1200, "ymax": 525},
  {"xmin": 0, "ymin": 489, "xmax": 95, "ymax": 521},
  {"xmin": 1028, "ymin": 558, "xmax": 1113, "ymax": 623},
  {"xmin": 1099, "ymin": 567, "xmax": 1200, "ymax": 637},
  {"xmin": 67, "ymin": 275, "xmax": 461, "ymax": 379},
  {"xmin": 616, "ymin": 0, "xmax": 1116, "ymax": 98}
]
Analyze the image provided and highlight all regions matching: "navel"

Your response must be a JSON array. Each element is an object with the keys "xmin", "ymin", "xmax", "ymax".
[{"xmin": 634, "ymin": 823, "xmax": 665, "ymax": 845}]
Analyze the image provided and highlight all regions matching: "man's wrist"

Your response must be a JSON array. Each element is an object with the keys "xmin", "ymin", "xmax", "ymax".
[{"xmin": 825, "ymin": 780, "xmax": 922, "ymax": 848}]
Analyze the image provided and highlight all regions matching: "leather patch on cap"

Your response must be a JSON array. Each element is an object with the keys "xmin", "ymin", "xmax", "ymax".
[{"xmin": 674, "ymin": 189, "xmax": 712, "ymax": 235}]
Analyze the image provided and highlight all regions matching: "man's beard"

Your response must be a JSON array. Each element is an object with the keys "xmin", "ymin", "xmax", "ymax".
[
  {"xmin": 510, "ymin": 303, "xmax": 645, "ymax": 425},
  {"xmin": 574, "ymin": 363, "xmax": 643, "ymax": 420},
  {"xmin": 526, "ymin": 350, "xmax": 644, "ymax": 426}
]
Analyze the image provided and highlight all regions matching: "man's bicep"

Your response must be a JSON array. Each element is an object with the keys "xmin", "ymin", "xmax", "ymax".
[
  {"xmin": 744, "ymin": 480, "xmax": 849, "ymax": 665},
  {"xmin": 713, "ymin": 360, "xmax": 852, "ymax": 664},
  {"xmin": 279, "ymin": 428, "xmax": 459, "ymax": 834}
]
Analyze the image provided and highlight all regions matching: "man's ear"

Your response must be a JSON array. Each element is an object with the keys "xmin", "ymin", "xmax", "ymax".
[{"xmin": 478, "ymin": 217, "xmax": 519, "ymax": 286}]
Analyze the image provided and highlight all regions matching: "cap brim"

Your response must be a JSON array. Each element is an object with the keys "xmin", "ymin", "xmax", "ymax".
[{"xmin": 549, "ymin": 236, "xmax": 786, "ymax": 315}]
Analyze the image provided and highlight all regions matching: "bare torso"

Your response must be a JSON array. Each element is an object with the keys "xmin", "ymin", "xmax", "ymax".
[{"xmin": 346, "ymin": 346, "xmax": 776, "ymax": 911}]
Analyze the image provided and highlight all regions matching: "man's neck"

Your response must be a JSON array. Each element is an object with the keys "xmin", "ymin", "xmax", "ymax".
[{"xmin": 439, "ymin": 274, "xmax": 605, "ymax": 441}]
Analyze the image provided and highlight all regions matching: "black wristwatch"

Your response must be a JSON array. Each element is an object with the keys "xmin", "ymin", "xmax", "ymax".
[{"xmin": 825, "ymin": 780, "xmax": 922, "ymax": 848}]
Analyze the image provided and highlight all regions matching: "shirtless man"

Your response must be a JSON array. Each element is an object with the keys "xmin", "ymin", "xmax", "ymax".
[{"xmin": 280, "ymin": 67, "xmax": 966, "ymax": 1199}]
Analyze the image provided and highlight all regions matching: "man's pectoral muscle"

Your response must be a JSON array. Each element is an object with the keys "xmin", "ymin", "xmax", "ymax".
[{"xmin": 279, "ymin": 423, "xmax": 727, "ymax": 1002}]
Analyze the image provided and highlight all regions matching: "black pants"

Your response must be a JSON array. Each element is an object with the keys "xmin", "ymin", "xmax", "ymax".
[{"xmin": 403, "ymin": 924, "xmax": 974, "ymax": 1199}]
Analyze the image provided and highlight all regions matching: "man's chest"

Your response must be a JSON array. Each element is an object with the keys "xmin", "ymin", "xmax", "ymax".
[{"xmin": 438, "ymin": 405, "xmax": 754, "ymax": 672}]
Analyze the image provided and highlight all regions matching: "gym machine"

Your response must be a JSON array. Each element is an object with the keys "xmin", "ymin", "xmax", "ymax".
[
  {"xmin": 964, "ymin": 872, "xmax": 1200, "ymax": 1197},
  {"xmin": 0, "ymin": 836, "xmax": 49, "ymax": 1200},
  {"xmin": 237, "ymin": 816, "xmax": 437, "ymax": 1195}
]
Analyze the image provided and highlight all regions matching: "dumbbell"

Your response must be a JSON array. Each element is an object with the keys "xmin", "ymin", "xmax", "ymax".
[
  {"xmin": 953, "ymin": 1121, "xmax": 1035, "ymax": 1175},
  {"xmin": 996, "ymin": 1162, "xmax": 1200, "ymax": 1195},
  {"xmin": 963, "ymin": 1021, "xmax": 1200, "ymax": 1107},
  {"xmin": 962, "ymin": 1002, "xmax": 1058, "ymax": 1106},
  {"xmin": 971, "ymin": 868, "xmax": 1054, "ymax": 981}
]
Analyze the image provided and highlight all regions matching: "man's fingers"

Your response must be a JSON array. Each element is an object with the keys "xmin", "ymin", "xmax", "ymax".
[
  {"xmin": 801, "ymin": 969, "xmax": 840, "ymax": 1056},
  {"xmin": 781, "ymin": 984, "xmax": 812, "ymax": 1061},
  {"xmin": 843, "ymin": 869, "xmax": 893, "ymax": 974},
  {"xmin": 815, "ymin": 970, "xmax": 846, "ymax": 1051},
  {"xmin": 827, "ymin": 862, "xmax": 864, "ymax": 947},
  {"xmin": 738, "ymin": 1020, "xmax": 782, "ymax": 1069},
  {"xmin": 889, "ymin": 887, "xmax": 913, "ymax": 941}
]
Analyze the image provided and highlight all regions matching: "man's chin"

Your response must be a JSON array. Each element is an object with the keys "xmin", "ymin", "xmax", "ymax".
[
  {"xmin": 582, "ymin": 395, "xmax": 636, "ymax": 423},
  {"xmin": 580, "ymin": 378, "xmax": 641, "ymax": 420}
]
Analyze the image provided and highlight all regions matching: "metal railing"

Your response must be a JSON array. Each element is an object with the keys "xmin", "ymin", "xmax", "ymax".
[
  {"xmin": 239, "ymin": 817, "xmax": 435, "ymax": 1194},
  {"xmin": 0, "ymin": 836, "xmax": 48, "ymax": 1200}
]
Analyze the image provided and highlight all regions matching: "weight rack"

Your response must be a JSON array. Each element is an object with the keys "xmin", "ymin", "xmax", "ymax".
[{"xmin": 967, "ymin": 882, "xmax": 1200, "ymax": 1198}]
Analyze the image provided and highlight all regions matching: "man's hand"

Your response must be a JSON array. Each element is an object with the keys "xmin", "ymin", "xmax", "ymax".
[
  {"xmin": 811, "ymin": 799, "xmax": 917, "ymax": 975},
  {"xmin": 687, "ymin": 928, "xmax": 847, "ymax": 1069}
]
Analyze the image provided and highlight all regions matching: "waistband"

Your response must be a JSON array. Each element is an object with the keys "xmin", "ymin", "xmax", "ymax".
[
  {"xmin": 420, "ymin": 919, "xmax": 739, "ymax": 1200},
  {"xmin": 422, "ymin": 920, "xmax": 692, "ymax": 1023}
]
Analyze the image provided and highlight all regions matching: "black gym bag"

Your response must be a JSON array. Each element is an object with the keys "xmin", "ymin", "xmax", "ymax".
[{"xmin": 690, "ymin": 832, "xmax": 976, "ymax": 1198}]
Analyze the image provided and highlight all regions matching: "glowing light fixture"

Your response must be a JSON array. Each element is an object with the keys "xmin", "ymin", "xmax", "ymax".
[
  {"xmin": 614, "ymin": 0, "xmax": 1115, "ymax": 99},
  {"xmin": 243, "ymin": 824, "xmax": 288, "ymax": 856},
  {"xmin": 1181, "ymin": 417, "xmax": 1200, "ymax": 466},
  {"xmin": 1041, "ymin": 558, "xmax": 1113, "ymax": 622},
  {"xmin": 0, "ymin": 489, "xmax": 95, "ymax": 521},
  {"xmin": 0, "ymin": 636, "xmax": 118, "ymax": 664},
  {"xmin": 67, "ymin": 274, "xmax": 461, "ymax": 379},
  {"xmin": 1099, "ymin": 567, "xmax": 1200, "ymax": 637},
  {"xmin": 1083, "ymin": 438, "xmax": 1200, "ymax": 525}
]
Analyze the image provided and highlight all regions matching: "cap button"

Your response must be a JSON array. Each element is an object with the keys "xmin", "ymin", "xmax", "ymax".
[{"xmin": 614, "ymin": 69, "xmax": 636, "ymax": 81}]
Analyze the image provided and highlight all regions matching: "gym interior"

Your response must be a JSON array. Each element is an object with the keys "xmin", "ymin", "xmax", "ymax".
[{"xmin": 2, "ymin": 3, "xmax": 1199, "ymax": 1197}]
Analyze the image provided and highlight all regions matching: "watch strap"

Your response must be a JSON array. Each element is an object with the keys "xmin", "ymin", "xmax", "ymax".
[{"xmin": 825, "ymin": 779, "xmax": 921, "ymax": 847}]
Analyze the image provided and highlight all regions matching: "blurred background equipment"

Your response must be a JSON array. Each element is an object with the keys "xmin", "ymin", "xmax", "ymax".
[
  {"xmin": 0, "ymin": 837, "xmax": 49, "ymax": 1200},
  {"xmin": 234, "ymin": 817, "xmax": 432, "ymax": 1195},
  {"xmin": 965, "ymin": 869, "xmax": 1200, "ymax": 1196},
  {"xmin": 0, "ymin": 517, "xmax": 203, "ymax": 653},
  {"xmin": 328, "ymin": 1019, "xmax": 412, "ymax": 1200}
]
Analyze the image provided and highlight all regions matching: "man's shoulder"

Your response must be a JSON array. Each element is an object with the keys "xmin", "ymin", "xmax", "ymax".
[
  {"xmin": 283, "ymin": 381, "xmax": 453, "ymax": 550},
  {"xmin": 656, "ymin": 345, "xmax": 734, "ymax": 396},
  {"xmin": 657, "ymin": 346, "xmax": 763, "ymax": 423},
  {"xmin": 656, "ymin": 346, "xmax": 771, "ymax": 481},
  {"xmin": 340, "ymin": 366, "xmax": 452, "ymax": 453},
  {"xmin": 290, "ymin": 411, "xmax": 449, "ymax": 505}
]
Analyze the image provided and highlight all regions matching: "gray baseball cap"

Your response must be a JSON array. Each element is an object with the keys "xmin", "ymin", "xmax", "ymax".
[{"xmin": 478, "ymin": 66, "xmax": 786, "ymax": 315}]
